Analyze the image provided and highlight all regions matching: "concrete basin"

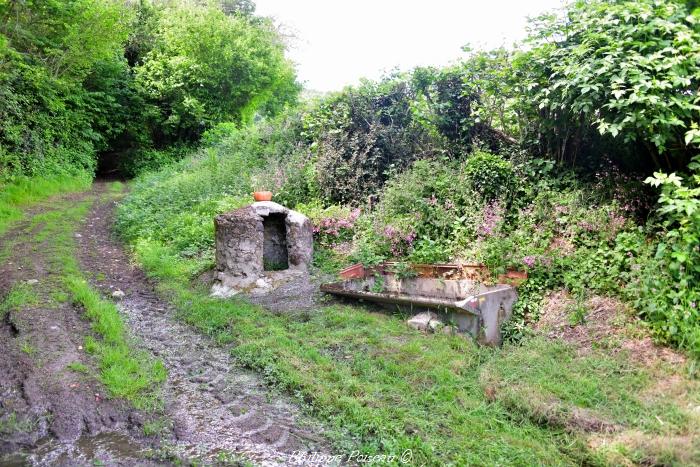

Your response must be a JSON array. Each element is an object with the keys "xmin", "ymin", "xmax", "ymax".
[{"xmin": 320, "ymin": 263, "xmax": 522, "ymax": 345}]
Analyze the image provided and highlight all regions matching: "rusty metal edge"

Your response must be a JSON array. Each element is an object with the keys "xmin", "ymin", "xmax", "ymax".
[{"xmin": 320, "ymin": 282, "xmax": 479, "ymax": 315}]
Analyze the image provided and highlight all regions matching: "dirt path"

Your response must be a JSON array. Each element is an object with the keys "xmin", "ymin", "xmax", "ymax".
[
  {"xmin": 1, "ymin": 183, "xmax": 335, "ymax": 465},
  {"xmin": 0, "ymin": 189, "xmax": 148, "ymax": 465}
]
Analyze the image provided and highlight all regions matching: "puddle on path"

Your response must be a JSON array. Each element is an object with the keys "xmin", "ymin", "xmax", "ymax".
[{"xmin": 2, "ymin": 432, "xmax": 154, "ymax": 466}]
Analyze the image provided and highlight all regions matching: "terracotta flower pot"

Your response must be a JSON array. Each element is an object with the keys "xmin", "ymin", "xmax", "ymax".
[
  {"xmin": 253, "ymin": 191, "xmax": 273, "ymax": 202},
  {"xmin": 339, "ymin": 263, "xmax": 366, "ymax": 279}
]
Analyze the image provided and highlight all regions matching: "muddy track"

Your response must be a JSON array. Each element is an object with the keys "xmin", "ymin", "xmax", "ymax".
[
  {"xmin": 1, "ymin": 183, "xmax": 335, "ymax": 466},
  {"xmin": 0, "ymin": 190, "xmax": 145, "ymax": 466},
  {"xmin": 75, "ymin": 183, "xmax": 334, "ymax": 465}
]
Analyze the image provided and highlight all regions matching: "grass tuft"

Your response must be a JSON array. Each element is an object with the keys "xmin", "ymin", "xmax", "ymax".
[
  {"xmin": 0, "ymin": 282, "xmax": 41, "ymax": 317},
  {"xmin": 0, "ymin": 412, "xmax": 36, "ymax": 435},
  {"xmin": 67, "ymin": 361, "xmax": 90, "ymax": 374},
  {"xmin": 66, "ymin": 272, "xmax": 166, "ymax": 410}
]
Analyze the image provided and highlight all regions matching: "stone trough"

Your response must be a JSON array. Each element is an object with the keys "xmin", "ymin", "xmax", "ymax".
[{"xmin": 321, "ymin": 263, "xmax": 524, "ymax": 345}]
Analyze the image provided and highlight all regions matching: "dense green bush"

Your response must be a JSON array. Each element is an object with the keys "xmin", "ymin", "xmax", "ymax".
[
  {"xmin": 0, "ymin": 0, "xmax": 299, "ymax": 181},
  {"xmin": 638, "ymin": 161, "xmax": 700, "ymax": 357},
  {"xmin": 463, "ymin": 151, "xmax": 514, "ymax": 201},
  {"xmin": 0, "ymin": 0, "xmax": 131, "ymax": 180},
  {"xmin": 134, "ymin": 2, "xmax": 298, "ymax": 143},
  {"xmin": 305, "ymin": 67, "xmax": 520, "ymax": 205},
  {"xmin": 118, "ymin": 145, "xmax": 192, "ymax": 178},
  {"xmin": 351, "ymin": 154, "xmax": 514, "ymax": 264},
  {"xmin": 513, "ymin": 0, "xmax": 700, "ymax": 170},
  {"xmin": 411, "ymin": 64, "xmax": 515, "ymax": 154},
  {"xmin": 309, "ymin": 78, "xmax": 439, "ymax": 204}
]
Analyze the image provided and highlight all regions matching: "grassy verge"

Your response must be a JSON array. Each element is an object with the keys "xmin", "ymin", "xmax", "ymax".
[
  {"xmin": 0, "ymin": 173, "xmax": 92, "ymax": 236},
  {"xmin": 126, "ymin": 238, "xmax": 698, "ymax": 465},
  {"xmin": 481, "ymin": 339, "xmax": 700, "ymax": 465},
  {"xmin": 3, "ymin": 187, "xmax": 165, "ymax": 410},
  {"xmin": 67, "ymin": 276, "xmax": 166, "ymax": 408}
]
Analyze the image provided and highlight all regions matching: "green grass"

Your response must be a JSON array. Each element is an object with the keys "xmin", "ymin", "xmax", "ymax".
[
  {"xmin": 0, "ymin": 412, "xmax": 36, "ymax": 435},
  {"xmin": 129, "ymin": 237, "xmax": 700, "ymax": 465},
  {"xmin": 67, "ymin": 361, "xmax": 90, "ymax": 374},
  {"xmin": 0, "ymin": 282, "xmax": 40, "ymax": 317},
  {"xmin": 142, "ymin": 418, "xmax": 171, "ymax": 437},
  {"xmin": 0, "ymin": 173, "xmax": 91, "ymax": 236},
  {"xmin": 3, "ymin": 186, "xmax": 165, "ymax": 410},
  {"xmin": 133, "ymin": 240, "xmax": 573, "ymax": 464},
  {"xmin": 481, "ymin": 339, "xmax": 691, "ymax": 430},
  {"xmin": 108, "ymin": 181, "xmax": 125, "ymax": 193},
  {"xmin": 69, "ymin": 277, "xmax": 166, "ymax": 409},
  {"xmin": 20, "ymin": 340, "xmax": 37, "ymax": 357}
]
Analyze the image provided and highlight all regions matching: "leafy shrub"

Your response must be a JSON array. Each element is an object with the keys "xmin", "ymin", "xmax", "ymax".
[
  {"xmin": 296, "ymin": 201, "xmax": 359, "ymax": 247},
  {"xmin": 119, "ymin": 146, "xmax": 192, "ymax": 178},
  {"xmin": 638, "ymin": 163, "xmax": 700, "ymax": 357},
  {"xmin": 134, "ymin": 3, "xmax": 298, "ymax": 142},
  {"xmin": 200, "ymin": 122, "xmax": 238, "ymax": 146},
  {"xmin": 463, "ymin": 151, "xmax": 515, "ymax": 201},
  {"xmin": 0, "ymin": 0, "xmax": 299, "ymax": 180},
  {"xmin": 251, "ymin": 149, "xmax": 319, "ymax": 208},
  {"xmin": 514, "ymin": 0, "xmax": 700, "ymax": 169},
  {"xmin": 411, "ymin": 64, "xmax": 514, "ymax": 154},
  {"xmin": 0, "ymin": 0, "xmax": 137, "ymax": 180},
  {"xmin": 357, "ymin": 154, "xmax": 515, "ymax": 263},
  {"xmin": 406, "ymin": 238, "xmax": 451, "ymax": 264},
  {"xmin": 309, "ymin": 78, "xmax": 440, "ymax": 204}
]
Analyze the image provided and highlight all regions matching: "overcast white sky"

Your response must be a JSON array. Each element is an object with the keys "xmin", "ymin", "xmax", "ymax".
[{"xmin": 254, "ymin": 0, "xmax": 565, "ymax": 92}]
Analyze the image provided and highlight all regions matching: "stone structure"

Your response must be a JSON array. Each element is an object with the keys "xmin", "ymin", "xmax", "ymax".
[{"xmin": 211, "ymin": 201, "xmax": 313, "ymax": 297}]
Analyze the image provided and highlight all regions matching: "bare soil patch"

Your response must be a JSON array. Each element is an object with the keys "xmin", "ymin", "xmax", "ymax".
[{"xmin": 536, "ymin": 290, "xmax": 686, "ymax": 365}]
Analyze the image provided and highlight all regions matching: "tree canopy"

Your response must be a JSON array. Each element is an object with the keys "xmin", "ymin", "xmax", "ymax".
[
  {"xmin": 135, "ymin": 3, "xmax": 298, "ymax": 142},
  {"xmin": 0, "ymin": 0, "xmax": 299, "ymax": 180},
  {"xmin": 513, "ymin": 0, "xmax": 700, "ymax": 170}
]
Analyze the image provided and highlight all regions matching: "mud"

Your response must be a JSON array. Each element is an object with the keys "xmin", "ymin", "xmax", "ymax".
[
  {"xmin": 1, "ymin": 432, "xmax": 157, "ymax": 466},
  {"xmin": 0, "ymin": 191, "xmax": 141, "ymax": 465},
  {"xmin": 75, "ymin": 183, "xmax": 335, "ymax": 465},
  {"xmin": 245, "ymin": 273, "xmax": 332, "ymax": 314}
]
